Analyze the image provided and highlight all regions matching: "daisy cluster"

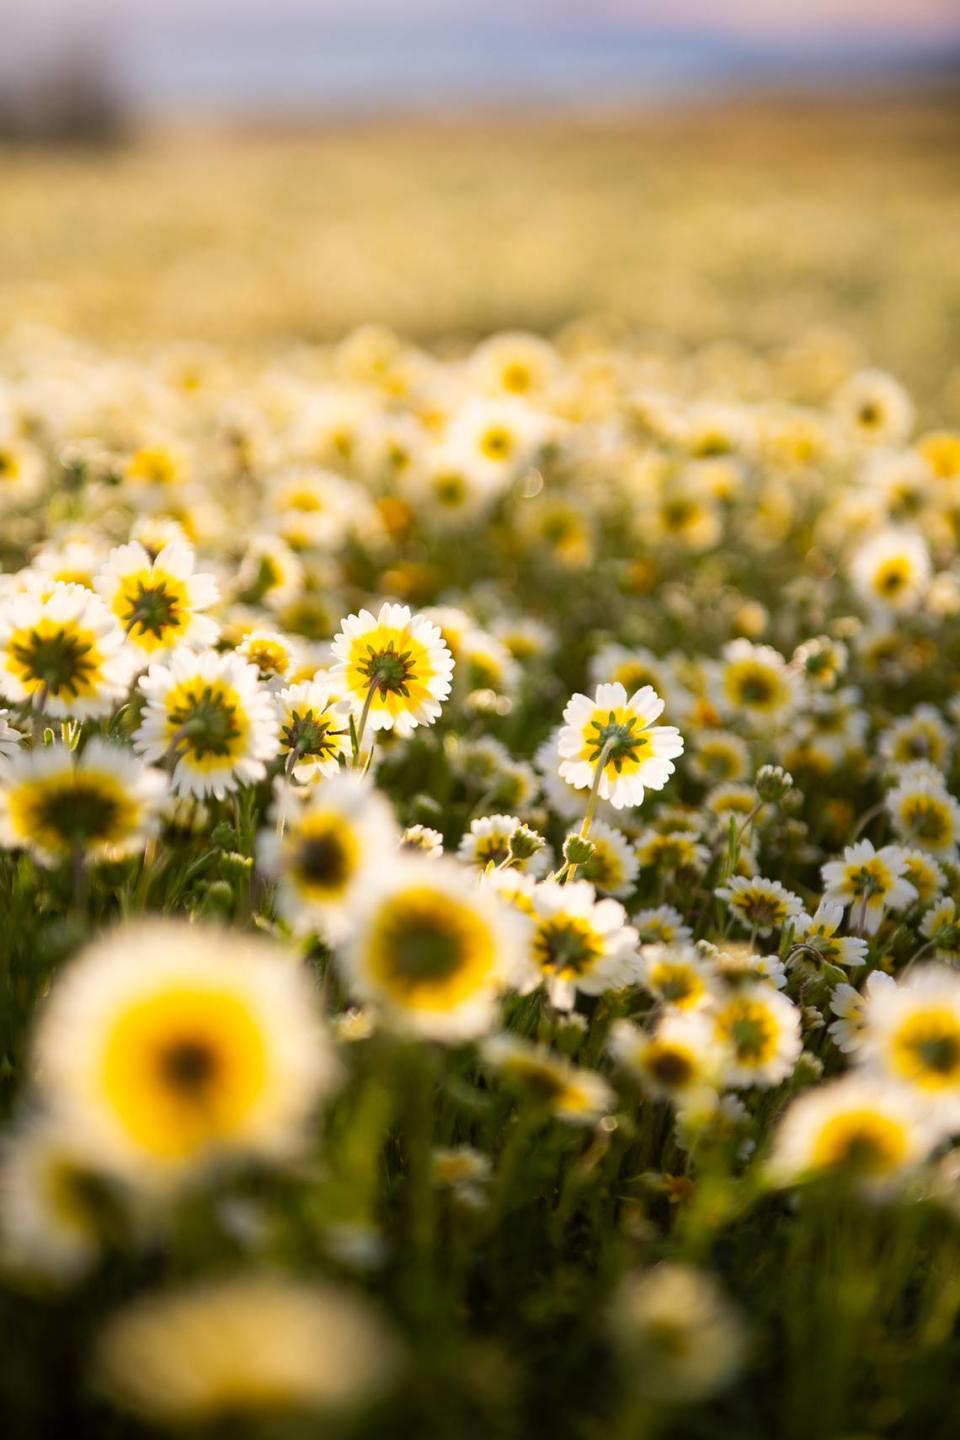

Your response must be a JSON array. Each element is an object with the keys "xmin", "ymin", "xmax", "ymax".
[{"xmin": 0, "ymin": 324, "xmax": 959, "ymax": 1436}]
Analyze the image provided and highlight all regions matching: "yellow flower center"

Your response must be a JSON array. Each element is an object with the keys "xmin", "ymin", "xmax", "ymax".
[
  {"xmin": 810, "ymin": 1110, "xmax": 909, "ymax": 1176},
  {"xmin": 290, "ymin": 814, "xmax": 359, "ymax": 899},
  {"xmin": 100, "ymin": 987, "xmax": 269, "ymax": 1160},
  {"xmin": 892, "ymin": 1008, "xmax": 960, "ymax": 1089},
  {"xmin": 365, "ymin": 887, "xmax": 495, "ymax": 1011}
]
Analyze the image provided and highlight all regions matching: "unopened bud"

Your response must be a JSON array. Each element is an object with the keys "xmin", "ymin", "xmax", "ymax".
[
  {"xmin": 509, "ymin": 824, "xmax": 545, "ymax": 861},
  {"xmin": 755, "ymin": 765, "xmax": 793, "ymax": 804},
  {"xmin": 563, "ymin": 833, "xmax": 596, "ymax": 866}
]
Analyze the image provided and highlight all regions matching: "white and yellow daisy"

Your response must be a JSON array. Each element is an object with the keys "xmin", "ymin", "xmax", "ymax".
[
  {"xmin": 134, "ymin": 648, "xmax": 279, "ymax": 800},
  {"xmin": 331, "ymin": 602, "xmax": 454, "ymax": 738},
  {"xmin": 717, "ymin": 640, "xmax": 801, "ymax": 728},
  {"xmin": 900, "ymin": 849, "xmax": 947, "ymax": 907},
  {"xmin": 529, "ymin": 879, "xmax": 639, "ymax": 1010},
  {"xmin": 121, "ymin": 437, "xmax": 192, "ymax": 494},
  {"xmin": 0, "ymin": 1116, "xmax": 134, "ymax": 1283},
  {"xmin": 688, "ymin": 731, "xmax": 751, "ymax": 787},
  {"xmin": 835, "ymin": 368, "xmax": 914, "ymax": 447},
  {"xmin": 706, "ymin": 941, "xmax": 787, "ymax": 991},
  {"xmin": 712, "ymin": 984, "xmax": 802, "ymax": 1088},
  {"xmin": 575, "ymin": 817, "xmax": 639, "ymax": 897},
  {"xmin": 29, "ymin": 537, "xmax": 105, "ymax": 592},
  {"xmin": 95, "ymin": 541, "xmax": 219, "ymax": 661},
  {"xmin": 446, "ymin": 396, "xmax": 544, "ymax": 488},
  {"xmin": 635, "ymin": 827, "xmax": 711, "ymax": 878},
  {"xmin": 0, "ymin": 583, "xmax": 133, "ymax": 720},
  {"xmin": 768, "ymin": 1076, "xmax": 933, "ymax": 1193},
  {"xmin": 880, "ymin": 705, "xmax": 953, "ymax": 769},
  {"xmin": 715, "ymin": 876, "xmax": 803, "ymax": 937},
  {"xmin": 481, "ymin": 1034, "xmax": 613, "ymax": 1125},
  {"xmin": 235, "ymin": 534, "xmax": 304, "ymax": 612},
  {"xmin": 792, "ymin": 901, "xmax": 869, "ymax": 970},
  {"xmin": 860, "ymin": 966, "xmax": 960, "ymax": 1118},
  {"xmin": 611, "ymin": 1264, "xmax": 746, "ymax": 1403},
  {"xmin": 558, "ymin": 682, "xmax": 683, "ymax": 810},
  {"xmin": 828, "ymin": 970, "xmax": 897, "ymax": 1055},
  {"xmin": 850, "ymin": 528, "xmax": 930, "ymax": 614},
  {"xmin": 587, "ymin": 644, "xmax": 673, "ymax": 701},
  {"xmin": 400, "ymin": 824, "xmax": 444, "ymax": 858},
  {"xmin": 0, "ymin": 438, "xmax": 44, "ymax": 509},
  {"xmin": 32, "ymin": 921, "xmax": 338, "ymax": 1186},
  {"xmin": 609, "ymin": 1012, "xmax": 725, "ymax": 1103},
  {"xmin": 336, "ymin": 857, "xmax": 532, "ymax": 1041},
  {"xmin": 456, "ymin": 814, "xmax": 549, "ymax": 876},
  {"xmin": 886, "ymin": 773, "xmax": 960, "ymax": 859},
  {"xmin": 257, "ymin": 773, "xmax": 399, "ymax": 942},
  {"xmin": 637, "ymin": 943, "xmax": 714, "ymax": 1011},
  {"xmin": 471, "ymin": 330, "xmax": 558, "ymax": 399},
  {"xmin": 920, "ymin": 897, "xmax": 960, "ymax": 962},
  {"xmin": 0, "ymin": 740, "xmax": 167, "ymax": 866},
  {"xmin": 633, "ymin": 906, "xmax": 693, "ymax": 947},
  {"xmin": 268, "ymin": 467, "xmax": 355, "ymax": 551},
  {"xmin": 821, "ymin": 839, "xmax": 917, "ymax": 934},
  {"xmin": 274, "ymin": 679, "xmax": 350, "ymax": 782},
  {"xmin": 237, "ymin": 628, "xmax": 299, "ymax": 685}
]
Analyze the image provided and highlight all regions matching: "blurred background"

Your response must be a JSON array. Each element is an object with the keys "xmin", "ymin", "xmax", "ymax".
[{"xmin": 0, "ymin": 0, "xmax": 958, "ymax": 397}]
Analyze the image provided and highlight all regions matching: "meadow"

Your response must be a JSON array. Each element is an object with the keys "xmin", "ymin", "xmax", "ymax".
[{"xmin": 0, "ymin": 92, "xmax": 960, "ymax": 1438}]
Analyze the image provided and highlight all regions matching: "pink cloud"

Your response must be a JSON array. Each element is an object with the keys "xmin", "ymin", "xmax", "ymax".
[{"xmin": 596, "ymin": 0, "xmax": 960, "ymax": 37}]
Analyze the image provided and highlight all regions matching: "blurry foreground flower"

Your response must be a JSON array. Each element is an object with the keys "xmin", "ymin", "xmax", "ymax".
[
  {"xmin": 336, "ymin": 857, "xmax": 531, "ymax": 1040},
  {"xmin": 860, "ymin": 966, "xmax": 960, "ymax": 1118},
  {"xmin": 32, "ymin": 922, "xmax": 337, "ymax": 1186},
  {"xmin": 611, "ymin": 1263, "xmax": 746, "ymax": 1402},
  {"xmin": 482, "ymin": 1034, "xmax": 613, "ymax": 1124},
  {"xmin": 258, "ymin": 772, "xmax": 399, "ymax": 941},
  {"xmin": 768, "ymin": 1075, "xmax": 934, "ymax": 1194},
  {"xmin": 0, "ymin": 740, "xmax": 167, "ymax": 866},
  {"xmin": 93, "ymin": 1275, "xmax": 400, "ymax": 1423}
]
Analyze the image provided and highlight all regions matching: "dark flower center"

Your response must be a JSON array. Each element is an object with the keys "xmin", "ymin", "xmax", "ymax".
[{"xmin": 13, "ymin": 628, "xmax": 95, "ymax": 697}]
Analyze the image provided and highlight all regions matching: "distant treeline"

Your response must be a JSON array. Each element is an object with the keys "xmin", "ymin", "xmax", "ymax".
[{"xmin": 0, "ymin": 50, "xmax": 127, "ymax": 144}]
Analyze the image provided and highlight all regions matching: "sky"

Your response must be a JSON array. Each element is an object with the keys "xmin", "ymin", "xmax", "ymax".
[{"xmin": 3, "ymin": 0, "xmax": 958, "ymax": 115}]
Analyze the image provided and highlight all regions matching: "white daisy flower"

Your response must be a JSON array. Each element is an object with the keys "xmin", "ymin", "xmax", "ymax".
[
  {"xmin": 134, "ymin": 648, "xmax": 279, "ymax": 799},
  {"xmin": 0, "ymin": 583, "xmax": 134, "ymax": 720},
  {"xmin": 257, "ymin": 772, "xmax": 399, "ymax": 942},
  {"xmin": 712, "ymin": 984, "xmax": 802, "ymax": 1089},
  {"xmin": 331, "ymin": 602, "xmax": 454, "ymax": 738},
  {"xmin": 828, "ymin": 970, "xmax": 897, "ymax": 1055},
  {"xmin": 715, "ymin": 875, "xmax": 803, "ymax": 937},
  {"xmin": 821, "ymin": 839, "xmax": 917, "ymax": 935},
  {"xmin": 557, "ymin": 682, "xmax": 683, "ymax": 810},
  {"xmin": 793, "ymin": 901, "xmax": 869, "ymax": 969},
  {"xmin": 767, "ymin": 1076, "xmax": 934, "ymax": 1194},
  {"xmin": 95, "ymin": 541, "xmax": 219, "ymax": 661},
  {"xmin": 336, "ymin": 857, "xmax": 533, "ymax": 1042},
  {"xmin": 274, "ymin": 679, "xmax": 351, "ymax": 782},
  {"xmin": 850, "ymin": 528, "xmax": 930, "ymax": 614},
  {"xmin": 859, "ymin": 966, "xmax": 960, "ymax": 1123},
  {"xmin": 529, "ymin": 879, "xmax": 640, "ymax": 1010}
]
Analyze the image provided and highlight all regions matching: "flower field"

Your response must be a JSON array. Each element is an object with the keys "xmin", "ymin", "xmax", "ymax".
[{"xmin": 1, "ymin": 97, "xmax": 960, "ymax": 1438}]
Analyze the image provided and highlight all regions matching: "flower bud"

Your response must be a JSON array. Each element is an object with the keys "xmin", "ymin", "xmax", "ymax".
[{"xmin": 563, "ymin": 833, "xmax": 596, "ymax": 866}]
